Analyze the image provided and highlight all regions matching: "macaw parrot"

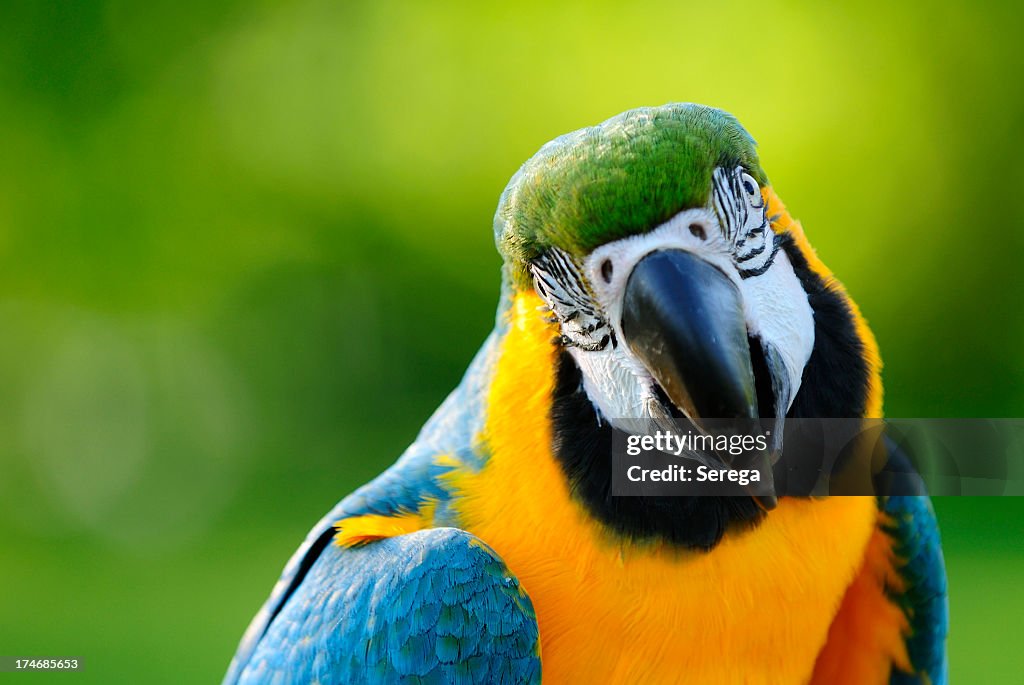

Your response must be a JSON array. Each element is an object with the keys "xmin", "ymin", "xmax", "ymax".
[{"xmin": 224, "ymin": 103, "xmax": 948, "ymax": 684}]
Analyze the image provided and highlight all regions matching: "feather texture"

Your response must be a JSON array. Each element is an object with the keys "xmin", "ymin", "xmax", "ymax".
[{"xmin": 236, "ymin": 528, "xmax": 539, "ymax": 685}]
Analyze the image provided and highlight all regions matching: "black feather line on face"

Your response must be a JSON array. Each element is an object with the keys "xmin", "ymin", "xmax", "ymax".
[
  {"xmin": 737, "ymin": 241, "xmax": 781, "ymax": 279},
  {"xmin": 735, "ymin": 237, "xmax": 768, "ymax": 262},
  {"xmin": 549, "ymin": 351, "xmax": 765, "ymax": 551},
  {"xmin": 530, "ymin": 250, "xmax": 612, "ymax": 352},
  {"xmin": 712, "ymin": 167, "xmax": 780, "ymax": 278}
]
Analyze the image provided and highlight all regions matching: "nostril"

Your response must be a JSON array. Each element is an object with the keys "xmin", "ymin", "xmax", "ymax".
[
  {"xmin": 688, "ymin": 223, "xmax": 707, "ymax": 241},
  {"xmin": 600, "ymin": 259, "xmax": 614, "ymax": 283}
]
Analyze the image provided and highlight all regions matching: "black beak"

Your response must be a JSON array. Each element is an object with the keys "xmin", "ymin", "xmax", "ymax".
[
  {"xmin": 621, "ymin": 249, "xmax": 757, "ymax": 422},
  {"xmin": 621, "ymin": 249, "xmax": 776, "ymax": 509}
]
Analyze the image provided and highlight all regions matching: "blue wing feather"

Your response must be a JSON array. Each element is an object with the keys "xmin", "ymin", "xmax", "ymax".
[
  {"xmin": 875, "ymin": 436, "xmax": 949, "ymax": 684},
  {"xmin": 884, "ymin": 494, "xmax": 949, "ymax": 685},
  {"xmin": 235, "ymin": 528, "xmax": 540, "ymax": 685}
]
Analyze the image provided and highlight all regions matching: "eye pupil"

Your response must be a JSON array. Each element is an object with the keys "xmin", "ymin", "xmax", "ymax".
[
  {"xmin": 743, "ymin": 180, "xmax": 756, "ymax": 195},
  {"xmin": 600, "ymin": 259, "xmax": 614, "ymax": 283},
  {"xmin": 688, "ymin": 223, "xmax": 707, "ymax": 241}
]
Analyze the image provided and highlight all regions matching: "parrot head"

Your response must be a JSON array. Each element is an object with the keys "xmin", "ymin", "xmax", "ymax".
[{"xmin": 493, "ymin": 103, "xmax": 881, "ymax": 548}]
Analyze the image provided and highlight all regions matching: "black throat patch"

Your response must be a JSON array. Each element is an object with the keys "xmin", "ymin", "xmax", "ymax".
[{"xmin": 549, "ymin": 350, "xmax": 765, "ymax": 551}]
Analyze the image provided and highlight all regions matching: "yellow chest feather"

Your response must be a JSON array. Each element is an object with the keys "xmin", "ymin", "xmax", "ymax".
[{"xmin": 443, "ymin": 293, "xmax": 879, "ymax": 684}]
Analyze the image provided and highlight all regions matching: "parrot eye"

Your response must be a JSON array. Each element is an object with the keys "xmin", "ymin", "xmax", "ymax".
[{"xmin": 740, "ymin": 172, "xmax": 759, "ymax": 200}]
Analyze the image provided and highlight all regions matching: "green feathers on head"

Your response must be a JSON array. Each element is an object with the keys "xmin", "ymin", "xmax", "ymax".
[{"xmin": 495, "ymin": 103, "xmax": 768, "ymax": 289}]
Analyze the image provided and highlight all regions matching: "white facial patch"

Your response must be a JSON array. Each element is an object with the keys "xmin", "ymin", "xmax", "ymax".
[{"xmin": 739, "ymin": 250, "xmax": 814, "ymax": 412}]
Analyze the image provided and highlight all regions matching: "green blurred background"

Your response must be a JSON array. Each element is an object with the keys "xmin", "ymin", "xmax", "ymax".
[{"xmin": 1, "ymin": 0, "xmax": 1022, "ymax": 682}]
